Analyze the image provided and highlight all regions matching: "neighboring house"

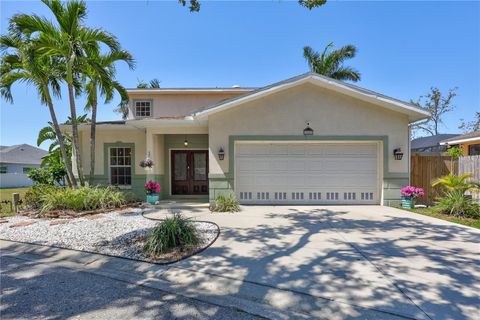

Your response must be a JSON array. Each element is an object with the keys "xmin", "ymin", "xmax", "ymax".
[
  {"xmin": 411, "ymin": 134, "xmax": 458, "ymax": 154},
  {"xmin": 0, "ymin": 144, "xmax": 48, "ymax": 188},
  {"xmin": 440, "ymin": 131, "xmax": 480, "ymax": 156},
  {"xmin": 67, "ymin": 72, "xmax": 430, "ymax": 206}
]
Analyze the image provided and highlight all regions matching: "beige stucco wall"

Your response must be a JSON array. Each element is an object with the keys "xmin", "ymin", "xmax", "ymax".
[
  {"xmin": 208, "ymin": 82, "xmax": 410, "ymax": 176},
  {"xmin": 127, "ymin": 92, "xmax": 245, "ymax": 119},
  {"xmin": 80, "ymin": 128, "xmax": 146, "ymax": 176}
]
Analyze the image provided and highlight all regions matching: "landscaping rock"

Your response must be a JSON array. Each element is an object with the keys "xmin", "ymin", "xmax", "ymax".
[
  {"xmin": 0, "ymin": 219, "xmax": 8, "ymax": 224},
  {"xmin": 0, "ymin": 209, "xmax": 218, "ymax": 263},
  {"xmin": 9, "ymin": 220, "xmax": 36, "ymax": 228}
]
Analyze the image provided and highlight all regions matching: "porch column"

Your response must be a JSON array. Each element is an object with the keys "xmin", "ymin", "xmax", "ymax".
[{"xmin": 145, "ymin": 128, "xmax": 156, "ymax": 183}]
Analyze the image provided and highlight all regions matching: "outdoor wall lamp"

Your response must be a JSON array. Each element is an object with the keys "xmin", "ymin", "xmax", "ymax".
[
  {"xmin": 184, "ymin": 137, "xmax": 188, "ymax": 147},
  {"xmin": 303, "ymin": 122, "xmax": 314, "ymax": 136},
  {"xmin": 218, "ymin": 147, "xmax": 225, "ymax": 160},
  {"xmin": 393, "ymin": 148, "xmax": 404, "ymax": 160}
]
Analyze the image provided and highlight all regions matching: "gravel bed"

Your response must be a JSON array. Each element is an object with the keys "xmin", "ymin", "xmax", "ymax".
[{"xmin": 0, "ymin": 209, "xmax": 218, "ymax": 262}]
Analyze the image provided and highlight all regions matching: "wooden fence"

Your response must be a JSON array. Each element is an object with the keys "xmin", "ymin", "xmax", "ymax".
[
  {"xmin": 459, "ymin": 155, "xmax": 480, "ymax": 201},
  {"xmin": 410, "ymin": 154, "xmax": 458, "ymax": 205}
]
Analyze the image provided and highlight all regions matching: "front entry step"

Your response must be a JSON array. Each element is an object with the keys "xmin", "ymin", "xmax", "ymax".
[{"xmin": 144, "ymin": 200, "xmax": 209, "ymax": 210}]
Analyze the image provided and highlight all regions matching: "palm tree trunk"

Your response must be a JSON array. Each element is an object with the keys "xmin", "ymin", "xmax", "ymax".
[
  {"xmin": 45, "ymin": 94, "xmax": 77, "ymax": 187},
  {"xmin": 67, "ymin": 82, "xmax": 85, "ymax": 186},
  {"xmin": 89, "ymin": 100, "xmax": 97, "ymax": 184}
]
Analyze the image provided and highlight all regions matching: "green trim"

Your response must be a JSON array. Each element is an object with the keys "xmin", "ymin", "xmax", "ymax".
[
  {"xmin": 163, "ymin": 134, "xmax": 209, "ymax": 198},
  {"xmin": 224, "ymin": 135, "xmax": 409, "ymax": 205},
  {"xmin": 102, "ymin": 142, "xmax": 136, "ymax": 179}
]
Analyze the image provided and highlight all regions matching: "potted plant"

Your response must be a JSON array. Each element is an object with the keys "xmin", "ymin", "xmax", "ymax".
[
  {"xmin": 401, "ymin": 186, "xmax": 425, "ymax": 209},
  {"xmin": 140, "ymin": 158, "xmax": 154, "ymax": 170},
  {"xmin": 145, "ymin": 180, "xmax": 161, "ymax": 204}
]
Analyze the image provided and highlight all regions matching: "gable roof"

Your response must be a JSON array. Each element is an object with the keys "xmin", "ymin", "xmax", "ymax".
[
  {"xmin": 411, "ymin": 134, "xmax": 458, "ymax": 150},
  {"xmin": 191, "ymin": 72, "xmax": 431, "ymax": 122},
  {"xmin": 440, "ymin": 131, "xmax": 480, "ymax": 145},
  {"xmin": 0, "ymin": 144, "xmax": 48, "ymax": 165}
]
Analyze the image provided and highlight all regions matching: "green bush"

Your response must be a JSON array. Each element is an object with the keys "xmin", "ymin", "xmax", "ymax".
[
  {"xmin": 143, "ymin": 214, "xmax": 200, "ymax": 257},
  {"xmin": 27, "ymin": 163, "xmax": 67, "ymax": 186},
  {"xmin": 211, "ymin": 193, "xmax": 240, "ymax": 212},
  {"xmin": 39, "ymin": 186, "xmax": 128, "ymax": 213},
  {"xmin": 25, "ymin": 184, "xmax": 63, "ymax": 209},
  {"xmin": 435, "ymin": 191, "xmax": 480, "ymax": 219}
]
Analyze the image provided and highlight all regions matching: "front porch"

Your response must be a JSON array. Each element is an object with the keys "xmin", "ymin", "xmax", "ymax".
[
  {"xmin": 83, "ymin": 124, "xmax": 211, "ymax": 201},
  {"xmin": 145, "ymin": 133, "xmax": 210, "ymax": 201}
]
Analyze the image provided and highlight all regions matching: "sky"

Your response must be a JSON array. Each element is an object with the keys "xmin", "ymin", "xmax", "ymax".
[{"xmin": 0, "ymin": 0, "xmax": 479, "ymax": 149}]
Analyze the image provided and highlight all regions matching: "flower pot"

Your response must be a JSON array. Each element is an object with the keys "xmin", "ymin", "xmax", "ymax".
[
  {"xmin": 401, "ymin": 196, "xmax": 415, "ymax": 209},
  {"xmin": 146, "ymin": 193, "xmax": 160, "ymax": 205}
]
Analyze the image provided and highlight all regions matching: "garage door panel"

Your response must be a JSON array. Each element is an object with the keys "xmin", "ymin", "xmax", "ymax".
[{"xmin": 235, "ymin": 142, "xmax": 379, "ymax": 205}]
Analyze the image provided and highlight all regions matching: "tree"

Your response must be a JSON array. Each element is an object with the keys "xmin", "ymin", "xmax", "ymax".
[
  {"xmin": 84, "ymin": 50, "xmax": 135, "ymax": 184},
  {"xmin": 0, "ymin": 33, "xmax": 77, "ymax": 186},
  {"xmin": 179, "ymin": 0, "xmax": 327, "ymax": 12},
  {"xmin": 411, "ymin": 87, "xmax": 457, "ymax": 137},
  {"xmin": 137, "ymin": 78, "xmax": 161, "ymax": 89},
  {"xmin": 37, "ymin": 115, "xmax": 90, "ymax": 187},
  {"xmin": 459, "ymin": 111, "xmax": 480, "ymax": 133},
  {"xmin": 10, "ymin": 0, "xmax": 122, "ymax": 186},
  {"xmin": 303, "ymin": 42, "xmax": 361, "ymax": 82}
]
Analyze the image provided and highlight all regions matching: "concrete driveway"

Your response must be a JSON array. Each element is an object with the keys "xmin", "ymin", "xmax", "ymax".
[{"xmin": 146, "ymin": 205, "xmax": 480, "ymax": 320}]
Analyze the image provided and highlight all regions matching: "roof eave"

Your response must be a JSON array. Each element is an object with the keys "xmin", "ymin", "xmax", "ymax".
[{"xmin": 440, "ymin": 136, "xmax": 480, "ymax": 145}]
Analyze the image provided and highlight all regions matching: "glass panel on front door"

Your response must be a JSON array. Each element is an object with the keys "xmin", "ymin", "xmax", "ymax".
[{"xmin": 171, "ymin": 150, "xmax": 208, "ymax": 195}]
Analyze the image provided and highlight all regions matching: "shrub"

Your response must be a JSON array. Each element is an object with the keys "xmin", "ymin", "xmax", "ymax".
[
  {"xmin": 39, "ymin": 186, "xmax": 128, "ymax": 213},
  {"xmin": 143, "ymin": 214, "xmax": 200, "ymax": 257},
  {"xmin": 25, "ymin": 184, "xmax": 63, "ymax": 209},
  {"xmin": 211, "ymin": 193, "xmax": 240, "ymax": 212},
  {"xmin": 435, "ymin": 191, "xmax": 480, "ymax": 219},
  {"xmin": 27, "ymin": 163, "xmax": 67, "ymax": 186},
  {"xmin": 432, "ymin": 173, "xmax": 478, "ymax": 194}
]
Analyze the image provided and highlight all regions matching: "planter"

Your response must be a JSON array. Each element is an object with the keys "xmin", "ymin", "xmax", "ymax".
[
  {"xmin": 401, "ymin": 196, "xmax": 416, "ymax": 209},
  {"xmin": 146, "ymin": 193, "xmax": 160, "ymax": 205}
]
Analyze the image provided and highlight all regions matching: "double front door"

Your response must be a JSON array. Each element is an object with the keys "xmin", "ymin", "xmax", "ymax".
[{"xmin": 171, "ymin": 150, "xmax": 209, "ymax": 195}]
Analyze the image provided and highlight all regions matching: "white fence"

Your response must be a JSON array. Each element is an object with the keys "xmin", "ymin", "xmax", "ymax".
[{"xmin": 458, "ymin": 155, "xmax": 480, "ymax": 201}]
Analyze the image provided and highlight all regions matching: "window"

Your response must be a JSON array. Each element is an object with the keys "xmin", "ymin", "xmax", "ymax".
[
  {"xmin": 0, "ymin": 166, "xmax": 6, "ymax": 174},
  {"xmin": 468, "ymin": 144, "xmax": 480, "ymax": 156},
  {"xmin": 23, "ymin": 167, "xmax": 34, "ymax": 174},
  {"xmin": 134, "ymin": 100, "xmax": 151, "ymax": 117},
  {"xmin": 109, "ymin": 147, "xmax": 132, "ymax": 187}
]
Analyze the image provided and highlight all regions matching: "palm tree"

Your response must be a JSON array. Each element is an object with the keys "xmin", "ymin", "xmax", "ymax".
[
  {"xmin": 137, "ymin": 78, "xmax": 161, "ymax": 88},
  {"xmin": 10, "ymin": 0, "xmax": 122, "ymax": 186},
  {"xmin": 84, "ymin": 49, "xmax": 135, "ymax": 184},
  {"xmin": 303, "ymin": 42, "xmax": 361, "ymax": 82},
  {"xmin": 0, "ymin": 33, "xmax": 77, "ymax": 186},
  {"xmin": 38, "ymin": 114, "xmax": 90, "ymax": 187}
]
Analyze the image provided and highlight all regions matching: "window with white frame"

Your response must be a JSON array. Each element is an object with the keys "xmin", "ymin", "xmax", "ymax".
[
  {"xmin": 134, "ymin": 100, "xmax": 152, "ymax": 117},
  {"xmin": 109, "ymin": 147, "xmax": 132, "ymax": 187}
]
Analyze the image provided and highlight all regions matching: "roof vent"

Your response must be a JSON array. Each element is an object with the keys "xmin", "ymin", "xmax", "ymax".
[{"xmin": 231, "ymin": 84, "xmax": 241, "ymax": 88}]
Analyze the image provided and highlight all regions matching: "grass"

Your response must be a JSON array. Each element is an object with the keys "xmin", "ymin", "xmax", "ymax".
[
  {"xmin": 0, "ymin": 187, "xmax": 29, "ymax": 217},
  {"xmin": 402, "ymin": 206, "xmax": 480, "ymax": 229}
]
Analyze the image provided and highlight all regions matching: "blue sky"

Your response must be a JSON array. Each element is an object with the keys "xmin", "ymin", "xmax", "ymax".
[{"xmin": 1, "ymin": 0, "xmax": 479, "ymax": 149}]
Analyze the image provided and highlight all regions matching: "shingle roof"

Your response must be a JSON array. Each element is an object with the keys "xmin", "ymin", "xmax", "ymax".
[
  {"xmin": 440, "ymin": 131, "xmax": 480, "ymax": 144},
  {"xmin": 0, "ymin": 144, "xmax": 48, "ymax": 165},
  {"xmin": 411, "ymin": 134, "xmax": 459, "ymax": 150}
]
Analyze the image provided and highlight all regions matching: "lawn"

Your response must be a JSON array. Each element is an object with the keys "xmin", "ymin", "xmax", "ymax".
[
  {"xmin": 402, "ymin": 207, "xmax": 480, "ymax": 229},
  {"xmin": 0, "ymin": 187, "xmax": 30, "ymax": 217}
]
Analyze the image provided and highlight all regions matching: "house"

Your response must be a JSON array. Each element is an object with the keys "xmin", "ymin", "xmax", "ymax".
[
  {"xmin": 0, "ymin": 144, "xmax": 48, "ymax": 188},
  {"xmin": 411, "ymin": 134, "xmax": 458, "ymax": 154},
  {"xmin": 69, "ymin": 72, "xmax": 430, "ymax": 206},
  {"xmin": 440, "ymin": 131, "xmax": 480, "ymax": 156}
]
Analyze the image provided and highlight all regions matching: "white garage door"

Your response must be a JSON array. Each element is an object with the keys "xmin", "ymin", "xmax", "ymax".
[{"xmin": 235, "ymin": 142, "xmax": 380, "ymax": 205}]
